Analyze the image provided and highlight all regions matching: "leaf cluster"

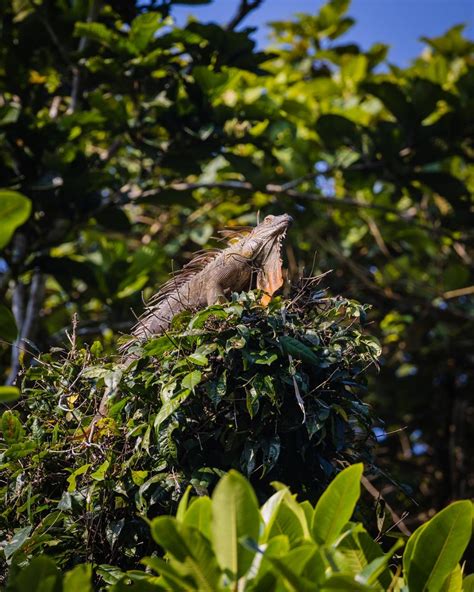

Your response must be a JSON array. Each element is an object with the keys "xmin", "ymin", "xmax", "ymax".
[{"xmin": 6, "ymin": 465, "xmax": 473, "ymax": 591}]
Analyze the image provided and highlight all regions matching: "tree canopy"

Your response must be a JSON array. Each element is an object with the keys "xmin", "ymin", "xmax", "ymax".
[{"xmin": 0, "ymin": 0, "xmax": 473, "ymax": 586}]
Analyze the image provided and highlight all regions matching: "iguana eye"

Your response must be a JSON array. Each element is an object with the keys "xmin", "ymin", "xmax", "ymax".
[{"xmin": 263, "ymin": 215, "xmax": 274, "ymax": 224}]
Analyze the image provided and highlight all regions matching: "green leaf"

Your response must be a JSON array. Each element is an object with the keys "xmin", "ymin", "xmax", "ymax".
[
  {"xmin": 183, "ymin": 497, "xmax": 213, "ymax": 541},
  {"xmin": 9, "ymin": 555, "xmax": 59, "ymax": 591},
  {"xmin": 176, "ymin": 485, "xmax": 193, "ymax": 522},
  {"xmin": 0, "ymin": 303, "xmax": 18, "ymax": 342},
  {"xmin": 150, "ymin": 517, "xmax": 220, "ymax": 591},
  {"xmin": 67, "ymin": 464, "xmax": 91, "ymax": 492},
  {"xmin": 130, "ymin": 12, "xmax": 163, "ymax": 52},
  {"xmin": 463, "ymin": 574, "xmax": 474, "ymax": 592},
  {"xmin": 1, "ymin": 410, "xmax": 24, "ymax": 443},
  {"xmin": 312, "ymin": 464, "xmax": 363, "ymax": 545},
  {"xmin": 264, "ymin": 555, "xmax": 315, "ymax": 592},
  {"xmin": 0, "ymin": 386, "xmax": 20, "ymax": 403},
  {"xmin": 3, "ymin": 525, "xmax": 32, "ymax": 561},
  {"xmin": 0, "ymin": 190, "xmax": 32, "ymax": 249},
  {"xmin": 154, "ymin": 389, "xmax": 191, "ymax": 433},
  {"xmin": 91, "ymin": 459, "xmax": 110, "ymax": 481},
  {"xmin": 440, "ymin": 564, "xmax": 463, "ymax": 592},
  {"xmin": 363, "ymin": 81, "xmax": 413, "ymax": 123},
  {"xmin": 188, "ymin": 353, "xmax": 208, "ymax": 366},
  {"xmin": 141, "ymin": 555, "xmax": 196, "ymax": 589},
  {"xmin": 316, "ymin": 114, "xmax": 361, "ymax": 150},
  {"xmin": 63, "ymin": 564, "xmax": 93, "ymax": 592},
  {"xmin": 211, "ymin": 470, "xmax": 260, "ymax": 579},
  {"xmin": 143, "ymin": 335, "xmax": 176, "ymax": 357},
  {"xmin": 279, "ymin": 335, "xmax": 319, "ymax": 365},
  {"xmin": 182, "ymin": 369, "xmax": 202, "ymax": 390},
  {"xmin": 337, "ymin": 529, "xmax": 393, "ymax": 589},
  {"xmin": 406, "ymin": 500, "xmax": 473, "ymax": 592}
]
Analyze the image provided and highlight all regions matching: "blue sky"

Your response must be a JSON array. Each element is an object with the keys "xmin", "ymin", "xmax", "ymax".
[{"xmin": 172, "ymin": 0, "xmax": 473, "ymax": 66}]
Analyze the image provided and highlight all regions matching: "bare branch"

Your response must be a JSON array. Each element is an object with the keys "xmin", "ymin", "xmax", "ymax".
[
  {"xmin": 6, "ymin": 270, "xmax": 45, "ymax": 386},
  {"xmin": 226, "ymin": 0, "xmax": 264, "ymax": 31},
  {"xmin": 138, "ymin": 180, "xmax": 424, "ymax": 220}
]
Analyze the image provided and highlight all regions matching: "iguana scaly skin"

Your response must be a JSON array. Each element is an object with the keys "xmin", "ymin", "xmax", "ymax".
[
  {"xmin": 125, "ymin": 213, "xmax": 293, "ymax": 347},
  {"xmin": 90, "ymin": 214, "xmax": 292, "ymax": 429}
]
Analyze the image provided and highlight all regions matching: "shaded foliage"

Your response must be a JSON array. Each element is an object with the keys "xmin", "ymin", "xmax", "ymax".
[
  {"xmin": 1, "ymin": 286, "xmax": 379, "ymax": 571},
  {"xmin": 5, "ymin": 466, "xmax": 473, "ymax": 591}
]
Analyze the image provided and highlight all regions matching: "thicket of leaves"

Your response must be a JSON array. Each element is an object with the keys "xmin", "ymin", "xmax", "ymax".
[
  {"xmin": 0, "ymin": 286, "xmax": 380, "ymax": 574},
  {"xmin": 6, "ymin": 466, "xmax": 474, "ymax": 591}
]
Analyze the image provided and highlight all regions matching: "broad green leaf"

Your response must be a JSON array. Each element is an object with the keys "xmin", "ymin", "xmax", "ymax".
[
  {"xmin": 3, "ymin": 525, "xmax": 32, "ymax": 561},
  {"xmin": 1, "ymin": 410, "xmax": 24, "ymax": 444},
  {"xmin": 63, "ymin": 564, "xmax": 93, "ymax": 591},
  {"xmin": 91, "ymin": 459, "xmax": 110, "ymax": 481},
  {"xmin": 265, "ymin": 555, "xmax": 315, "ymax": 592},
  {"xmin": 183, "ymin": 497, "xmax": 213, "ymax": 541},
  {"xmin": 130, "ymin": 12, "xmax": 162, "ymax": 52},
  {"xmin": 181, "ymin": 369, "xmax": 202, "ymax": 390},
  {"xmin": 151, "ymin": 516, "xmax": 190, "ymax": 561},
  {"xmin": 312, "ymin": 464, "xmax": 363, "ymax": 545},
  {"xmin": 463, "ymin": 574, "xmax": 474, "ymax": 592},
  {"xmin": 0, "ymin": 386, "xmax": 20, "ymax": 403},
  {"xmin": 154, "ymin": 389, "xmax": 191, "ymax": 433},
  {"xmin": 260, "ymin": 488, "xmax": 287, "ymax": 542},
  {"xmin": 337, "ymin": 529, "xmax": 394, "ymax": 589},
  {"xmin": 0, "ymin": 190, "xmax": 31, "ymax": 249},
  {"xmin": 188, "ymin": 353, "xmax": 208, "ymax": 366},
  {"xmin": 267, "ymin": 498, "xmax": 306, "ymax": 546},
  {"xmin": 279, "ymin": 335, "xmax": 319, "ymax": 365},
  {"xmin": 141, "ymin": 555, "xmax": 196, "ymax": 589},
  {"xmin": 359, "ymin": 538, "xmax": 404, "ymax": 586},
  {"xmin": 300, "ymin": 501, "xmax": 314, "ymax": 529},
  {"xmin": 67, "ymin": 464, "xmax": 91, "ymax": 492},
  {"xmin": 403, "ymin": 520, "xmax": 428, "ymax": 574},
  {"xmin": 211, "ymin": 470, "xmax": 260, "ymax": 579},
  {"xmin": 143, "ymin": 335, "xmax": 176, "ymax": 357},
  {"xmin": 176, "ymin": 485, "xmax": 193, "ymax": 522},
  {"xmin": 0, "ymin": 303, "xmax": 18, "ymax": 342},
  {"xmin": 406, "ymin": 500, "xmax": 473, "ymax": 592},
  {"xmin": 10, "ymin": 555, "xmax": 59, "ymax": 591},
  {"xmin": 244, "ymin": 534, "xmax": 290, "ymax": 584},
  {"xmin": 440, "ymin": 564, "xmax": 463, "ymax": 592},
  {"xmin": 150, "ymin": 517, "xmax": 220, "ymax": 590}
]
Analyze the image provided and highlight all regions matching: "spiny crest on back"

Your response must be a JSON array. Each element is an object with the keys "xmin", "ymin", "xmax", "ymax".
[{"xmin": 145, "ymin": 226, "xmax": 252, "ymax": 307}]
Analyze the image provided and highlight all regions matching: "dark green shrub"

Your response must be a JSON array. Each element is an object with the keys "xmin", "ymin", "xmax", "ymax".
[
  {"xmin": 1, "ymin": 284, "xmax": 380, "ymax": 572},
  {"xmin": 6, "ymin": 466, "xmax": 473, "ymax": 591}
]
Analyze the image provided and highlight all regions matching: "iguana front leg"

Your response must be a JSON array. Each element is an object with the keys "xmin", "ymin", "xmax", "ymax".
[{"xmin": 206, "ymin": 283, "xmax": 227, "ymax": 305}]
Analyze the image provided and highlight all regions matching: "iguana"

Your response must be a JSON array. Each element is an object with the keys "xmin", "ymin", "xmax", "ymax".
[
  {"xmin": 90, "ymin": 213, "xmax": 292, "ymax": 429},
  {"xmin": 124, "ymin": 212, "xmax": 293, "ymax": 348}
]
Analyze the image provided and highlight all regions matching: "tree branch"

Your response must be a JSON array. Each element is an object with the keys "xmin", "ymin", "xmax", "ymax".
[
  {"xmin": 6, "ymin": 270, "xmax": 45, "ymax": 386},
  {"xmin": 226, "ymin": 0, "xmax": 264, "ymax": 31},
  {"xmin": 137, "ymin": 180, "xmax": 427, "ymax": 222}
]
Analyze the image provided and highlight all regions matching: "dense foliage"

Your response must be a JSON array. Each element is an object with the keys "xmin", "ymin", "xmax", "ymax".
[
  {"xmin": 6, "ymin": 466, "xmax": 474, "ymax": 591},
  {"xmin": 0, "ymin": 0, "xmax": 473, "ymax": 586},
  {"xmin": 1, "ymin": 286, "xmax": 380, "ymax": 572}
]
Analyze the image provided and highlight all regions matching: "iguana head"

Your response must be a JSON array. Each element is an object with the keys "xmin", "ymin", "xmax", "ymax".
[{"xmin": 241, "ymin": 213, "xmax": 293, "ymax": 304}]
